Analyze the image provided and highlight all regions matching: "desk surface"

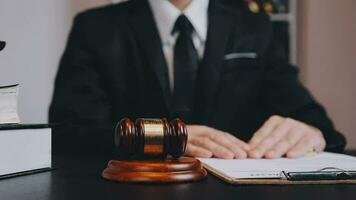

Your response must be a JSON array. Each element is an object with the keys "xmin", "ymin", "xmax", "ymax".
[{"xmin": 1, "ymin": 154, "xmax": 356, "ymax": 200}]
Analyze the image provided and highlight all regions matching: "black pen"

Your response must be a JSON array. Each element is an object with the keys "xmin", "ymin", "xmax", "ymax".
[{"xmin": 283, "ymin": 169, "xmax": 356, "ymax": 181}]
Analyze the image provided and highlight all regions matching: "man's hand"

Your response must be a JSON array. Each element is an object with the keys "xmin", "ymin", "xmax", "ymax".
[
  {"xmin": 248, "ymin": 115, "xmax": 326, "ymax": 159},
  {"xmin": 185, "ymin": 125, "xmax": 250, "ymax": 159}
]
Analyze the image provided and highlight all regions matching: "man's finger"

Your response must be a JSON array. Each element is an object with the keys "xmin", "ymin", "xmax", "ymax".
[
  {"xmin": 185, "ymin": 144, "xmax": 212, "ymax": 158},
  {"xmin": 265, "ymin": 128, "xmax": 304, "ymax": 159},
  {"xmin": 191, "ymin": 137, "xmax": 234, "ymax": 159},
  {"xmin": 249, "ymin": 115, "xmax": 284, "ymax": 148},
  {"xmin": 208, "ymin": 130, "xmax": 248, "ymax": 158},
  {"xmin": 286, "ymin": 135, "xmax": 315, "ymax": 158},
  {"xmin": 223, "ymin": 132, "xmax": 250, "ymax": 151},
  {"xmin": 249, "ymin": 119, "xmax": 291, "ymax": 158}
]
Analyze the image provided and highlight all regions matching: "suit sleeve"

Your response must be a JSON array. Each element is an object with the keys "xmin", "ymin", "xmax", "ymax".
[
  {"xmin": 259, "ymin": 16, "xmax": 346, "ymax": 153},
  {"xmin": 49, "ymin": 13, "xmax": 116, "ymax": 155}
]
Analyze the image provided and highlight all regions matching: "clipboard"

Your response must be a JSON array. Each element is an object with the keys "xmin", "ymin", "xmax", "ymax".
[{"xmin": 203, "ymin": 164, "xmax": 356, "ymax": 185}]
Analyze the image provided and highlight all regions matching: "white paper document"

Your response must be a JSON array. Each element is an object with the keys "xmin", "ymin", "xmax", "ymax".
[{"xmin": 199, "ymin": 152, "xmax": 356, "ymax": 179}]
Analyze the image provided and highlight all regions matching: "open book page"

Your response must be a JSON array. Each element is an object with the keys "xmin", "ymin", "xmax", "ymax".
[
  {"xmin": 0, "ymin": 84, "xmax": 20, "ymax": 124},
  {"xmin": 199, "ymin": 152, "xmax": 356, "ymax": 179}
]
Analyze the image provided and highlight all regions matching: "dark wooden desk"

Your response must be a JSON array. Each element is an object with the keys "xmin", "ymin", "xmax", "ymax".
[{"xmin": 1, "ymin": 154, "xmax": 356, "ymax": 200}]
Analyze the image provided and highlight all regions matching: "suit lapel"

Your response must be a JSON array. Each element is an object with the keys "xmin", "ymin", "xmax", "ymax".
[
  {"xmin": 128, "ymin": 0, "xmax": 171, "ymax": 112},
  {"xmin": 200, "ymin": 0, "xmax": 236, "ymax": 123},
  {"xmin": 127, "ymin": 0, "xmax": 243, "ymax": 122}
]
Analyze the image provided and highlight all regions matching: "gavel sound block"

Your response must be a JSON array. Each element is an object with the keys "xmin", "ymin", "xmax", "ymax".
[{"xmin": 102, "ymin": 118, "xmax": 207, "ymax": 183}]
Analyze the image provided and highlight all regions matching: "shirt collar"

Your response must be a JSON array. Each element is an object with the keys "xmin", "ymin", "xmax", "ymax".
[{"xmin": 148, "ymin": 0, "xmax": 209, "ymax": 44}]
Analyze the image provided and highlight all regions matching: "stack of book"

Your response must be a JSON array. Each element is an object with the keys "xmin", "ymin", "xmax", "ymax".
[{"xmin": 0, "ymin": 84, "xmax": 52, "ymax": 179}]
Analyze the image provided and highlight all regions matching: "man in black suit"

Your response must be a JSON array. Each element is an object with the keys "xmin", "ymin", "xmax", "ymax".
[{"xmin": 50, "ymin": 0, "xmax": 346, "ymax": 158}]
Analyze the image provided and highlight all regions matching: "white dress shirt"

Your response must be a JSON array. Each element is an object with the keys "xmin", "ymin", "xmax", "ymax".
[{"xmin": 148, "ymin": 0, "xmax": 209, "ymax": 91}]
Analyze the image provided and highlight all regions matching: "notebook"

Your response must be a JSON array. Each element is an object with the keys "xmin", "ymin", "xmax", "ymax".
[{"xmin": 199, "ymin": 152, "xmax": 356, "ymax": 184}]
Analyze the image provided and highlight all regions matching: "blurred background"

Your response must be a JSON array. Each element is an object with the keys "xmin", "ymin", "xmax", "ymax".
[{"xmin": 0, "ymin": 0, "xmax": 355, "ymax": 148}]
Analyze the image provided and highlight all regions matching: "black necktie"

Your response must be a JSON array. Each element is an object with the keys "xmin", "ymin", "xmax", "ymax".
[{"xmin": 171, "ymin": 15, "xmax": 199, "ymax": 121}]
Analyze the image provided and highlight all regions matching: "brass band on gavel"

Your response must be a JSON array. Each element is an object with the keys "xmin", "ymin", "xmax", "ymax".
[{"xmin": 114, "ymin": 118, "xmax": 188, "ymax": 159}]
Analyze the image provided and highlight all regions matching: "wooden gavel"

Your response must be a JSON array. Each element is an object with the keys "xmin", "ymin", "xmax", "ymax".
[
  {"xmin": 115, "ymin": 118, "xmax": 188, "ymax": 159},
  {"xmin": 103, "ymin": 118, "xmax": 207, "ymax": 183}
]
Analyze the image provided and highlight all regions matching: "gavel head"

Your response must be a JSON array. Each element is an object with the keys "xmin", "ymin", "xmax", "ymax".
[{"xmin": 115, "ymin": 118, "xmax": 188, "ymax": 159}]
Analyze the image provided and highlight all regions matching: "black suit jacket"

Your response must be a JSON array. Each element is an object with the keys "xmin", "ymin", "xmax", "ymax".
[{"xmin": 49, "ymin": 0, "xmax": 346, "ymax": 154}]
